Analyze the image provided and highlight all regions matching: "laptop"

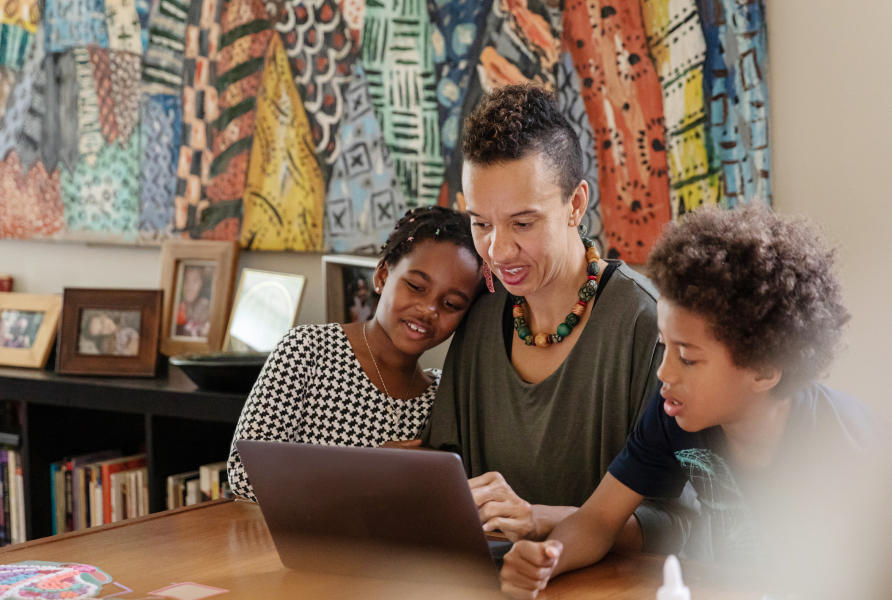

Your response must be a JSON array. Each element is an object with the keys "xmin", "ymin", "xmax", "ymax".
[{"xmin": 236, "ymin": 440, "xmax": 506, "ymax": 590}]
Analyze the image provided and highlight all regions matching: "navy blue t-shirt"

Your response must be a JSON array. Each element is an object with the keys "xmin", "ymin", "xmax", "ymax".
[{"xmin": 609, "ymin": 382, "xmax": 876, "ymax": 564}]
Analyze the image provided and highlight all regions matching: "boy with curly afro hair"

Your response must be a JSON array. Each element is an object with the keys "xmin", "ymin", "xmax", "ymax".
[{"xmin": 500, "ymin": 205, "xmax": 882, "ymax": 599}]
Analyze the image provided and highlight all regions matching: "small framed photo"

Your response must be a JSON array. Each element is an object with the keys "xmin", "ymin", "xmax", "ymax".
[
  {"xmin": 57, "ymin": 289, "xmax": 162, "ymax": 376},
  {"xmin": 0, "ymin": 293, "xmax": 62, "ymax": 368},
  {"xmin": 322, "ymin": 255, "xmax": 379, "ymax": 324},
  {"xmin": 160, "ymin": 240, "xmax": 239, "ymax": 356},
  {"xmin": 223, "ymin": 269, "xmax": 307, "ymax": 353}
]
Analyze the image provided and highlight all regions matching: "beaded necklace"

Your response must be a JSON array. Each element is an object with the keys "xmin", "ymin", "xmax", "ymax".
[{"xmin": 512, "ymin": 237, "xmax": 601, "ymax": 347}]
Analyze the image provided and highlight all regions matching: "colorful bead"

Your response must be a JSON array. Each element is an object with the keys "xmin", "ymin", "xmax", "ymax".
[{"xmin": 512, "ymin": 240, "xmax": 601, "ymax": 348}]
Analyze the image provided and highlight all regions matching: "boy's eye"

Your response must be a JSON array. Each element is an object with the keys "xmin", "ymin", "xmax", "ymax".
[{"xmin": 514, "ymin": 221, "xmax": 532, "ymax": 230}]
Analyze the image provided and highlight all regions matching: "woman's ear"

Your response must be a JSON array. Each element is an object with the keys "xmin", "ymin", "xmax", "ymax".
[
  {"xmin": 373, "ymin": 261, "xmax": 389, "ymax": 294},
  {"xmin": 568, "ymin": 180, "xmax": 589, "ymax": 227}
]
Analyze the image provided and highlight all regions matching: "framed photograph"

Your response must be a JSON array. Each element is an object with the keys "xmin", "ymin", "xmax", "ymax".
[
  {"xmin": 322, "ymin": 255, "xmax": 380, "ymax": 324},
  {"xmin": 57, "ymin": 289, "xmax": 162, "ymax": 376},
  {"xmin": 160, "ymin": 240, "xmax": 239, "ymax": 356},
  {"xmin": 0, "ymin": 293, "xmax": 62, "ymax": 368},
  {"xmin": 223, "ymin": 269, "xmax": 307, "ymax": 353}
]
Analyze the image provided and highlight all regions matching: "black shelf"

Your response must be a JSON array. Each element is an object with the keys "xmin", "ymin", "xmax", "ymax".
[{"xmin": 0, "ymin": 364, "xmax": 247, "ymax": 541}]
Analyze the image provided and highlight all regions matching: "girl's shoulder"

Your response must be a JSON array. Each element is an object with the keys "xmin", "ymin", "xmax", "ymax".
[{"xmin": 272, "ymin": 323, "xmax": 350, "ymax": 356}]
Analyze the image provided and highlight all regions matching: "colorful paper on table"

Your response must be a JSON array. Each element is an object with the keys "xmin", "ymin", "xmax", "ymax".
[{"xmin": 0, "ymin": 561, "xmax": 113, "ymax": 600}]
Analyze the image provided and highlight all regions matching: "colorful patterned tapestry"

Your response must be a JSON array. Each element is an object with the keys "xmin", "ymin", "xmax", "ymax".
[
  {"xmin": 361, "ymin": 0, "xmax": 443, "ymax": 208},
  {"xmin": 240, "ymin": 33, "xmax": 324, "ymax": 251},
  {"xmin": 0, "ymin": 0, "xmax": 770, "ymax": 260}
]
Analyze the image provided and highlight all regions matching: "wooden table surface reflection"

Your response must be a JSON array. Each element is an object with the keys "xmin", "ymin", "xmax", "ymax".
[{"xmin": 0, "ymin": 500, "xmax": 760, "ymax": 599}]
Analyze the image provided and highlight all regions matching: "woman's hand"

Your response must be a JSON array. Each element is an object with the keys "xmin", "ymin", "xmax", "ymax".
[
  {"xmin": 379, "ymin": 439, "xmax": 422, "ymax": 449},
  {"xmin": 469, "ymin": 471, "xmax": 537, "ymax": 541},
  {"xmin": 500, "ymin": 539, "xmax": 562, "ymax": 599}
]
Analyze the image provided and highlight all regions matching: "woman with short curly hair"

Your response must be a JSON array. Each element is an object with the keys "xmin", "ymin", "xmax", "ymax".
[{"xmin": 423, "ymin": 84, "xmax": 663, "ymax": 544}]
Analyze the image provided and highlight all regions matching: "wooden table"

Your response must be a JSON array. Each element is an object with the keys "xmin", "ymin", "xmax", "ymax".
[{"xmin": 0, "ymin": 500, "xmax": 760, "ymax": 599}]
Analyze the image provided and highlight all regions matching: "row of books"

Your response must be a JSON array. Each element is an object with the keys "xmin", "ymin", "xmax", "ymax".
[
  {"xmin": 50, "ymin": 451, "xmax": 148, "ymax": 535},
  {"xmin": 166, "ymin": 461, "xmax": 231, "ymax": 510},
  {"xmin": 0, "ymin": 449, "xmax": 25, "ymax": 546}
]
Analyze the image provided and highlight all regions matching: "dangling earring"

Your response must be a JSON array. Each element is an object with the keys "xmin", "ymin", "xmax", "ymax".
[{"xmin": 482, "ymin": 263, "xmax": 495, "ymax": 293}]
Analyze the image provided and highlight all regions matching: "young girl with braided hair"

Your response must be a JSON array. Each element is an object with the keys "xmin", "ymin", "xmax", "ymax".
[{"xmin": 228, "ymin": 206, "xmax": 483, "ymax": 500}]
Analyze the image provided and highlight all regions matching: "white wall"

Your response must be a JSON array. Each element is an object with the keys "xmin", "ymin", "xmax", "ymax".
[
  {"xmin": 0, "ymin": 239, "xmax": 452, "ymax": 369},
  {"xmin": 2, "ymin": 0, "xmax": 889, "ymax": 407},
  {"xmin": 766, "ymin": 0, "xmax": 892, "ymax": 412}
]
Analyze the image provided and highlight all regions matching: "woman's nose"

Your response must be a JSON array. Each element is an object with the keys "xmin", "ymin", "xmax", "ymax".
[{"xmin": 488, "ymin": 228, "xmax": 513, "ymax": 264}]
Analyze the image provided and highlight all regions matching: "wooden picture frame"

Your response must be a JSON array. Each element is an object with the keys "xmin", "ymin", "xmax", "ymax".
[
  {"xmin": 159, "ymin": 240, "xmax": 239, "ymax": 356},
  {"xmin": 0, "ymin": 293, "xmax": 62, "ymax": 368},
  {"xmin": 57, "ymin": 288, "xmax": 162, "ymax": 377},
  {"xmin": 321, "ymin": 255, "xmax": 380, "ymax": 324},
  {"xmin": 222, "ymin": 269, "xmax": 307, "ymax": 353}
]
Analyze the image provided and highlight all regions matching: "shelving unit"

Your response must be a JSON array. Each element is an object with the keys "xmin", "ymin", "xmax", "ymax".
[{"xmin": 0, "ymin": 364, "xmax": 246, "ymax": 541}]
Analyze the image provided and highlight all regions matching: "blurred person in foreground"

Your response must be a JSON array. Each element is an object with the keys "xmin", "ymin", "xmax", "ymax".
[{"xmin": 501, "ymin": 204, "xmax": 890, "ymax": 599}]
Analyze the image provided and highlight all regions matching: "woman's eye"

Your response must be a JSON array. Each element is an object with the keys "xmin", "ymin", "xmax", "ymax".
[
  {"xmin": 405, "ymin": 281, "xmax": 421, "ymax": 291},
  {"xmin": 680, "ymin": 357, "xmax": 697, "ymax": 366},
  {"xmin": 514, "ymin": 221, "xmax": 532, "ymax": 230},
  {"xmin": 472, "ymin": 222, "xmax": 490, "ymax": 230}
]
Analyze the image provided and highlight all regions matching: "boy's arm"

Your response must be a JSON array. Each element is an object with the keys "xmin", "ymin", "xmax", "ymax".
[{"xmin": 500, "ymin": 473, "xmax": 643, "ymax": 599}]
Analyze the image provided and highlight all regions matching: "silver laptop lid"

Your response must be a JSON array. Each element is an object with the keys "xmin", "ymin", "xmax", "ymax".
[{"xmin": 236, "ymin": 440, "xmax": 499, "ymax": 590}]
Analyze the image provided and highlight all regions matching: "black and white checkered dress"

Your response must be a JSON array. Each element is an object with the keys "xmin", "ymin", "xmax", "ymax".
[{"xmin": 227, "ymin": 323, "xmax": 440, "ymax": 500}]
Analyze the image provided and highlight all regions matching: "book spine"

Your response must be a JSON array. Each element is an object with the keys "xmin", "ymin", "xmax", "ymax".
[
  {"xmin": 64, "ymin": 462, "xmax": 74, "ymax": 533},
  {"xmin": 0, "ymin": 451, "xmax": 8, "ymax": 545},
  {"xmin": 49, "ymin": 463, "xmax": 58, "ymax": 535},
  {"xmin": 199, "ymin": 465, "xmax": 211, "ymax": 502},
  {"xmin": 54, "ymin": 466, "xmax": 66, "ymax": 534},
  {"xmin": 7, "ymin": 450, "xmax": 18, "ymax": 544},
  {"xmin": 14, "ymin": 457, "xmax": 23, "ymax": 543}
]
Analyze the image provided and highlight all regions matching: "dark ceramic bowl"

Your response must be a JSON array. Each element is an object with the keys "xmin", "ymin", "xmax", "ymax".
[{"xmin": 170, "ymin": 352, "xmax": 268, "ymax": 394}]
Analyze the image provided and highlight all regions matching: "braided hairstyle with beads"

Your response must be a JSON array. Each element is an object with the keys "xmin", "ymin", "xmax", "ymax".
[{"xmin": 378, "ymin": 206, "xmax": 482, "ymax": 271}]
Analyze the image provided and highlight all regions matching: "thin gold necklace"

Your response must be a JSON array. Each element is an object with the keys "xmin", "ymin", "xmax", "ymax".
[{"xmin": 362, "ymin": 322, "xmax": 417, "ymax": 403}]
